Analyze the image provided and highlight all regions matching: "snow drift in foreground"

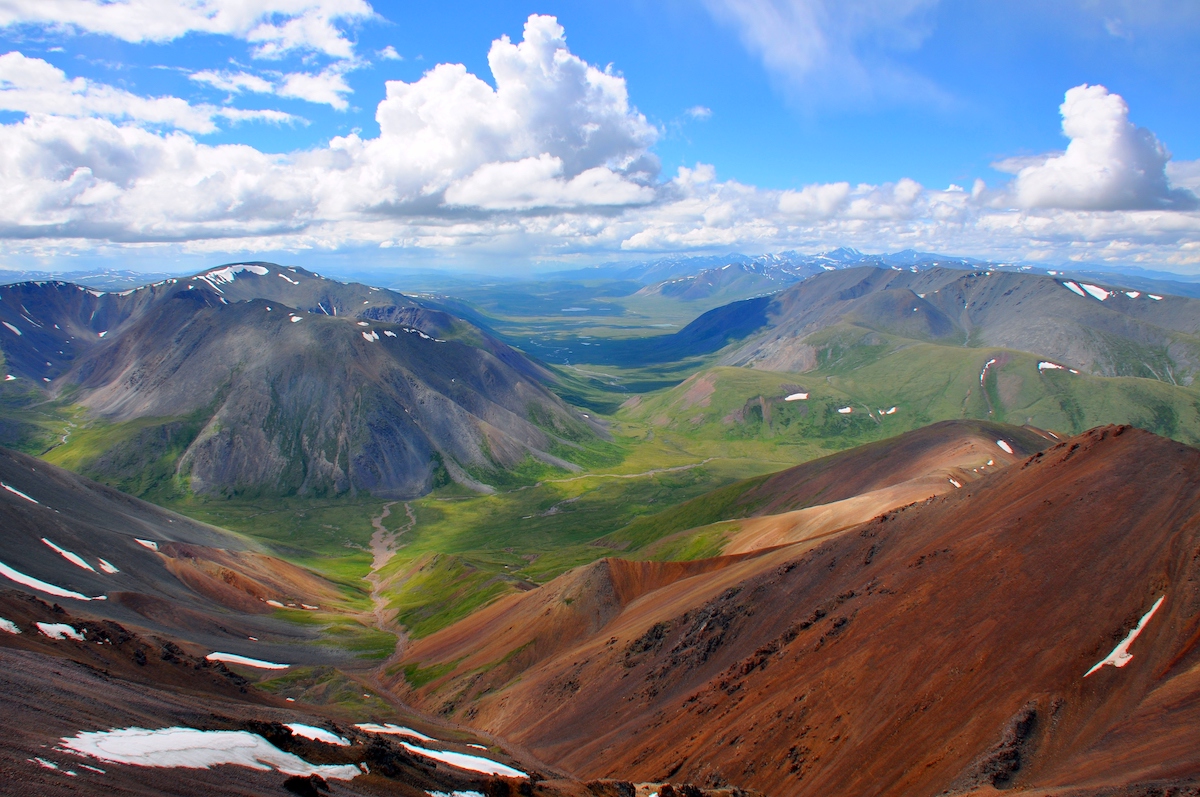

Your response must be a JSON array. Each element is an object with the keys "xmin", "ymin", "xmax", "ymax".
[{"xmin": 60, "ymin": 727, "xmax": 361, "ymax": 780}]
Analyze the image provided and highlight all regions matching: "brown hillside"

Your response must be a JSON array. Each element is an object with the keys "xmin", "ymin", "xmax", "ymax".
[{"xmin": 402, "ymin": 426, "xmax": 1200, "ymax": 795}]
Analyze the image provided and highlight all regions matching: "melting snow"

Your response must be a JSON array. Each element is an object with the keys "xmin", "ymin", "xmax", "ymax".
[
  {"xmin": 980, "ymin": 358, "xmax": 997, "ymax": 385},
  {"xmin": 383, "ymin": 330, "xmax": 396, "ymax": 337},
  {"xmin": 362, "ymin": 331, "xmax": 379, "ymax": 342},
  {"xmin": 987, "ymin": 459, "xmax": 994, "ymax": 466},
  {"xmin": 3, "ymin": 321, "xmax": 21, "ymax": 335},
  {"xmin": 0, "ymin": 617, "xmax": 20, "ymax": 634},
  {"xmin": 266, "ymin": 599, "xmax": 284, "ymax": 608},
  {"xmin": 42, "ymin": 538, "xmax": 96, "ymax": 572},
  {"xmin": 97, "ymin": 330, "xmax": 108, "ymax": 338},
  {"xmin": 98, "ymin": 559, "xmax": 119, "ymax": 574},
  {"xmin": 1062, "ymin": 281, "xmax": 1087, "ymax": 297},
  {"xmin": 356, "ymin": 321, "xmax": 370, "ymax": 326},
  {"xmin": 60, "ymin": 727, "xmax": 360, "ymax": 780},
  {"xmin": 38, "ymin": 622, "xmax": 85, "ymax": 641},
  {"xmin": 134, "ymin": 538, "xmax": 159, "ymax": 551},
  {"xmin": 885, "ymin": 407, "xmax": 897, "ymax": 414},
  {"xmin": 0, "ymin": 560, "xmax": 104, "ymax": 600},
  {"xmin": 996, "ymin": 440, "xmax": 1014, "ymax": 454},
  {"xmin": 1039, "ymin": 361, "xmax": 1066, "ymax": 371},
  {"xmin": 467, "ymin": 744, "xmax": 487, "ymax": 750},
  {"xmin": 397, "ymin": 742, "xmax": 526, "ymax": 778},
  {"xmin": 948, "ymin": 478, "xmax": 962, "ymax": 488},
  {"xmin": 285, "ymin": 724, "xmax": 349, "ymax": 746},
  {"xmin": 784, "ymin": 392, "xmax": 808, "ymax": 401},
  {"xmin": 1080, "ymin": 284, "xmax": 1111, "ymax": 301},
  {"xmin": 1149, "ymin": 294, "xmax": 1163, "ymax": 301},
  {"xmin": 205, "ymin": 652, "xmax": 289, "ymax": 670},
  {"xmin": 1085, "ymin": 596, "xmax": 1165, "ymax": 677},
  {"xmin": 837, "ymin": 407, "xmax": 853, "ymax": 414},
  {"xmin": 1124, "ymin": 291, "xmax": 1141, "ymax": 299},
  {"xmin": 290, "ymin": 315, "xmax": 302, "ymax": 322},
  {"xmin": 2, "ymin": 482, "xmax": 39, "ymax": 503},
  {"xmin": 354, "ymin": 724, "xmax": 436, "ymax": 741},
  {"xmin": 278, "ymin": 273, "xmax": 300, "ymax": 285},
  {"xmin": 4, "ymin": 374, "xmax": 14, "ymax": 381}
]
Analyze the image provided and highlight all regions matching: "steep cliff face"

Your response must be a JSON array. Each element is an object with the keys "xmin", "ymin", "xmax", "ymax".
[{"xmin": 0, "ymin": 265, "xmax": 599, "ymax": 498}]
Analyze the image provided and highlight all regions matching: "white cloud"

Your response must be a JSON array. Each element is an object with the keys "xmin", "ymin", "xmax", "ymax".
[
  {"xmin": 1002, "ymin": 84, "xmax": 1197, "ymax": 211},
  {"xmin": 0, "ymin": 51, "xmax": 295, "ymax": 133},
  {"xmin": 278, "ymin": 65, "xmax": 353, "ymax": 110},
  {"xmin": 377, "ymin": 45, "xmax": 401, "ymax": 61},
  {"xmin": 686, "ymin": 105, "xmax": 712, "ymax": 120},
  {"xmin": 189, "ymin": 69, "xmax": 275, "ymax": 95},
  {"xmin": 0, "ymin": 21, "xmax": 1199, "ymax": 272},
  {"xmin": 702, "ymin": 0, "xmax": 945, "ymax": 105},
  {"xmin": 0, "ymin": 0, "xmax": 374, "ymax": 60}
]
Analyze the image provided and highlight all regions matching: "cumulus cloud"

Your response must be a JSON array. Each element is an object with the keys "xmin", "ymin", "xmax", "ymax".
[
  {"xmin": 0, "ymin": 18, "xmax": 1199, "ymax": 271},
  {"xmin": 0, "ymin": 0, "xmax": 374, "ymax": 60},
  {"xmin": 377, "ymin": 45, "xmax": 402, "ymax": 61},
  {"xmin": 0, "ymin": 51, "xmax": 295, "ymax": 133},
  {"xmin": 702, "ymin": 0, "xmax": 944, "ymax": 105},
  {"xmin": 1001, "ymin": 84, "xmax": 1197, "ymax": 211}
]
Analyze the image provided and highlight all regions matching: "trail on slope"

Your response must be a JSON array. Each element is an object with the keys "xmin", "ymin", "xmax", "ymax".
[{"xmin": 365, "ymin": 501, "xmax": 416, "ymax": 665}]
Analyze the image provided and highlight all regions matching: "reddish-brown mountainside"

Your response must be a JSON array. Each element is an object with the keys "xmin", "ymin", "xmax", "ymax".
[{"xmin": 402, "ymin": 426, "xmax": 1200, "ymax": 795}]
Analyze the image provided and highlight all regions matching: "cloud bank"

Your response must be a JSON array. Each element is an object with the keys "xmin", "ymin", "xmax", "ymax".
[{"xmin": 0, "ymin": 13, "xmax": 1197, "ymax": 270}]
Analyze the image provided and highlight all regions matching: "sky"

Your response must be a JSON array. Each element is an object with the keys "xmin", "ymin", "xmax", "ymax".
[{"xmin": 0, "ymin": 0, "xmax": 1198, "ymax": 275}]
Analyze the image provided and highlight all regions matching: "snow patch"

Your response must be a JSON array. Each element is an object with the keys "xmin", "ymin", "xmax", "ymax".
[
  {"xmin": 1124, "ymin": 291, "xmax": 1141, "ymax": 299},
  {"xmin": 356, "ymin": 321, "xmax": 370, "ymax": 326},
  {"xmin": 1085, "ymin": 596, "xmax": 1165, "ymax": 677},
  {"xmin": 885, "ymin": 407, "xmax": 897, "ymax": 415},
  {"xmin": 383, "ymin": 330, "xmax": 397, "ymax": 337},
  {"xmin": 1080, "ymin": 283, "xmax": 1111, "ymax": 301},
  {"xmin": 42, "ymin": 538, "xmax": 96, "ymax": 572},
  {"xmin": 98, "ymin": 559, "xmax": 119, "ymax": 574},
  {"xmin": 980, "ymin": 358, "xmax": 997, "ymax": 385},
  {"xmin": 0, "ymin": 617, "xmax": 20, "ymax": 634},
  {"xmin": 4, "ymin": 374, "xmax": 15, "ymax": 381},
  {"xmin": 60, "ymin": 727, "xmax": 360, "ymax": 780},
  {"xmin": 204, "ymin": 265, "xmax": 270, "ymax": 285},
  {"xmin": 2, "ymin": 321, "xmax": 22, "ymax": 335},
  {"xmin": 1039, "ymin": 361, "xmax": 1066, "ymax": 371},
  {"xmin": 38, "ymin": 622, "xmax": 84, "ymax": 641},
  {"xmin": 278, "ymin": 273, "xmax": 300, "ymax": 285},
  {"xmin": 948, "ymin": 478, "xmax": 962, "ymax": 488},
  {"xmin": 996, "ymin": 440, "xmax": 1014, "ymax": 454},
  {"xmin": 354, "ymin": 724, "xmax": 435, "ymax": 741},
  {"xmin": 837, "ymin": 407, "xmax": 853, "ymax": 414},
  {"xmin": 134, "ymin": 538, "xmax": 159, "ymax": 551},
  {"xmin": 3, "ymin": 482, "xmax": 39, "ymax": 503},
  {"xmin": 362, "ymin": 331, "xmax": 379, "ymax": 342},
  {"xmin": 784, "ymin": 392, "xmax": 808, "ymax": 401},
  {"xmin": 97, "ymin": 331, "xmax": 108, "ymax": 338},
  {"xmin": 0, "ymin": 560, "xmax": 104, "ymax": 600},
  {"xmin": 1149, "ymin": 294, "xmax": 1163, "ymax": 301},
  {"xmin": 1062, "ymin": 281, "xmax": 1087, "ymax": 297},
  {"xmin": 397, "ymin": 742, "xmax": 526, "ymax": 778},
  {"xmin": 285, "ymin": 724, "xmax": 349, "ymax": 746},
  {"xmin": 205, "ymin": 652, "xmax": 289, "ymax": 670}
]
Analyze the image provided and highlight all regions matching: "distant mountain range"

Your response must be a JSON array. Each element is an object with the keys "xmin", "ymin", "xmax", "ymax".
[{"xmin": 0, "ymin": 264, "xmax": 600, "ymax": 499}]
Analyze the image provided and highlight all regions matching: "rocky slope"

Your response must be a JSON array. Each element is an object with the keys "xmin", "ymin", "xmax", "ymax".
[{"xmin": 399, "ymin": 425, "xmax": 1200, "ymax": 795}]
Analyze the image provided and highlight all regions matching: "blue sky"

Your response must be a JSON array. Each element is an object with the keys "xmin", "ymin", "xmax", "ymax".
[{"xmin": 0, "ymin": 0, "xmax": 1198, "ymax": 274}]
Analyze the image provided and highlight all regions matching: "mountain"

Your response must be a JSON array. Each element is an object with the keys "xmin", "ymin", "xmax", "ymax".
[
  {"xmin": 396, "ymin": 424, "xmax": 1200, "ymax": 795},
  {"xmin": 0, "ymin": 445, "xmax": 683, "ymax": 797},
  {"xmin": 0, "ymin": 268, "xmax": 179, "ymax": 291},
  {"xmin": 0, "ymin": 263, "xmax": 601, "ymax": 498}
]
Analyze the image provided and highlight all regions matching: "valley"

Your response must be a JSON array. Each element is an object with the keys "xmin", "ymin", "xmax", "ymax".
[{"xmin": 3, "ymin": 256, "xmax": 1200, "ymax": 795}]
